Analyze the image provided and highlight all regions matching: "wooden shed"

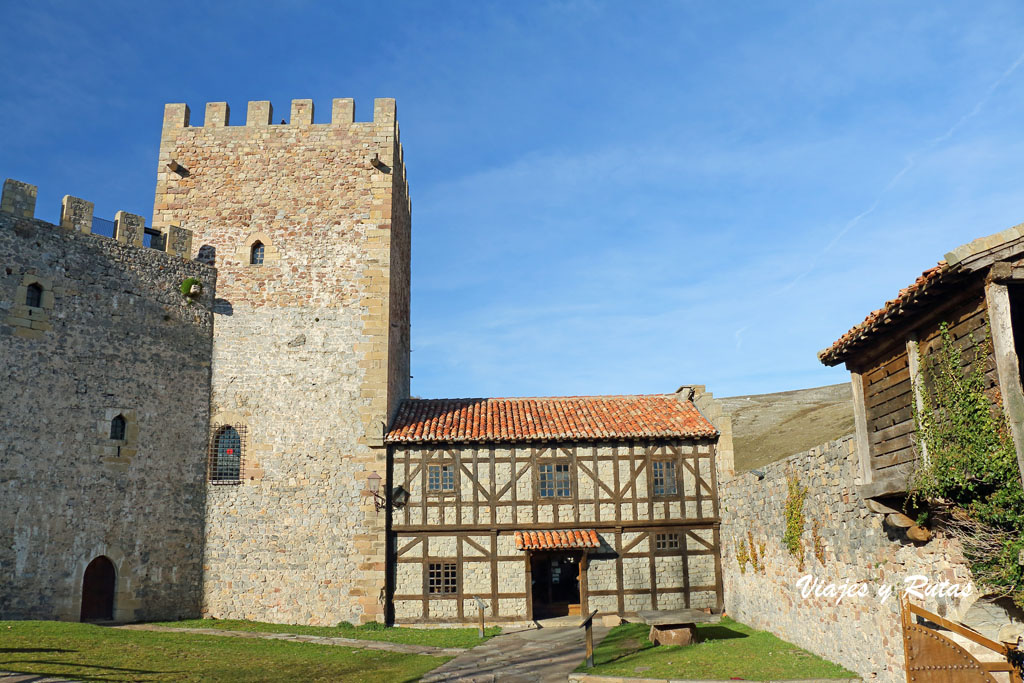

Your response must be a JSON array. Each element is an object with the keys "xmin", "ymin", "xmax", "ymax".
[{"xmin": 819, "ymin": 224, "xmax": 1024, "ymax": 500}]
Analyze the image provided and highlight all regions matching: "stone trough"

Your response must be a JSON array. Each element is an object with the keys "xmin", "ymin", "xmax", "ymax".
[{"xmin": 636, "ymin": 608, "xmax": 721, "ymax": 646}]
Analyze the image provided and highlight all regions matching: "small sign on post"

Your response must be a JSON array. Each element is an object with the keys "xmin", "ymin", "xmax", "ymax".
[
  {"xmin": 578, "ymin": 608, "xmax": 599, "ymax": 668},
  {"xmin": 473, "ymin": 596, "xmax": 487, "ymax": 639}
]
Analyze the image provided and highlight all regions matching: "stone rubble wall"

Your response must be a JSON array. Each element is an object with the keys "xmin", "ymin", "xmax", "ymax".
[
  {"xmin": 720, "ymin": 436, "xmax": 976, "ymax": 683},
  {"xmin": 0, "ymin": 193, "xmax": 215, "ymax": 621}
]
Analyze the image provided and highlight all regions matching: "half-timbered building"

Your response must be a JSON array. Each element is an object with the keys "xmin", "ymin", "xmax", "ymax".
[
  {"xmin": 819, "ymin": 224, "xmax": 1024, "ymax": 502},
  {"xmin": 384, "ymin": 390, "xmax": 725, "ymax": 624}
]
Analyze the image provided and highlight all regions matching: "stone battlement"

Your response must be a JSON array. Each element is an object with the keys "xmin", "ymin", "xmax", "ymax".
[
  {"xmin": 162, "ymin": 97, "xmax": 398, "ymax": 129},
  {"xmin": 1, "ymin": 178, "xmax": 194, "ymax": 259}
]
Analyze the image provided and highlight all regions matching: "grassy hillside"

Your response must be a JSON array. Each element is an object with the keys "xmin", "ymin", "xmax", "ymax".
[{"xmin": 720, "ymin": 383, "xmax": 854, "ymax": 472}]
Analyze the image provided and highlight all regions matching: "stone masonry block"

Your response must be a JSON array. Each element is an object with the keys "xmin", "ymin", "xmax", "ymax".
[
  {"xmin": 114, "ymin": 211, "xmax": 145, "ymax": 247},
  {"xmin": 205, "ymin": 102, "xmax": 229, "ymax": 127},
  {"xmin": 332, "ymin": 98, "xmax": 355, "ymax": 124},
  {"xmin": 61, "ymin": 196, "xmax": 94, "ymax": 233},
  {"xmin": 291, "ymin": 99, "xmax": 314, "ymax": 125},
  {"xmin": 246, "ymin": 101, "xmax": 273, "ymax": 126},
  {"xmin": 2, "ymin": 179, "xmax": 37, "ymax": 218}
]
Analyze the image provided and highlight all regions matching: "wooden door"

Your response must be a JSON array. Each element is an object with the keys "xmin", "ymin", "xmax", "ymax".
[{"xmin": 80, "ymin": 556, "xmax": 115, "ymax": 621}]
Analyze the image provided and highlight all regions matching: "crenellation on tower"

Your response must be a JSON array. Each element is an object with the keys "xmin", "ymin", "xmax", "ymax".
[
  {"xmin": 332, "ymin": 97, "xmax": 355, "ymax": 124},
  {"xmin": 60, "ymin": 195, "xmax": 94, "ymax": 233},
  {"xmin": 1, "ymin": 179, "xmax": 37, "ymax": 218},
  {"xmin": 290, "ymin": 98, "xmax": 314, "ymax": 125},
  {"xmin": 204, "ymin": 102, "xmax": 230, "ymax": 127},
  {"xmin": 246, "ymin": 100, "xmax": 273, "ymax": 126}
]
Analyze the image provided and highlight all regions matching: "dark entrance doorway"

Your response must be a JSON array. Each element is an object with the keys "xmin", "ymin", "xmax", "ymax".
[
  {"xmin": 80, "ymin": 556, "xmax": 115, "ymax": 621},
  {"xmin": 530, "ymin": 552, "xmax": 581, "ymax": 618}
]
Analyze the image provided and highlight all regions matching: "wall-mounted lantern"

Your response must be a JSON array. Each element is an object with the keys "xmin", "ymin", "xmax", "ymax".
[
  {"xmin": 365, "ymin": 473, "xmax": 411, "ymax": 511},
  {"xmin": 366, "ymin": 472, "xmax": 386, "ymax": 511}
]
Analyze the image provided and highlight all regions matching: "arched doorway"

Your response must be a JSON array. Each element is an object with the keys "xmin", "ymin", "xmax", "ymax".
[{"xmin": 80, "ymin": 556, "xmax": 115, "ymax": 621}]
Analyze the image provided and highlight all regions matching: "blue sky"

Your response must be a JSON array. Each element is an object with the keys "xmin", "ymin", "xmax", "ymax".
[{"xmin": 4, "ymin": 2, "xmax": 1024, "ymax": 399}]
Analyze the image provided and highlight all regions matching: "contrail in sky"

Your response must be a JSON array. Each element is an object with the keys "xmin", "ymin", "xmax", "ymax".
[{"xmin": 776, "ymin": 47, "xmax": 1024, "ymax": 295}]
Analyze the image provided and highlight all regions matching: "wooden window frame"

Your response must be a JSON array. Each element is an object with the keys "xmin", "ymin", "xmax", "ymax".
[
  {"xmin": 25, "ymin": 282, "xmax": 43, "ymax": 309},
  {"xmin": 425, "ymin": 463, "xmax": 456, "ymax": 496},
  {"xmin": 537, "ymin": 461, "xmax": 572, "ymax": 499},
  {"xmin": 109, "ymin": 414, "xmax": 127, "ymax": 441},
  {"xmin": 427, "ymin": 561, "xmax": 458, "ymax": 595},
  {"xmin": 655, "ymin": 532, "xmax": 680, "ymax": 551},
  {"xmin": 651, "ymin": 459, "xmax": 679, "ymax": 498},
  {"xmin": 250, "ymin": 241, "xmax": 265, "ymax": 266}
]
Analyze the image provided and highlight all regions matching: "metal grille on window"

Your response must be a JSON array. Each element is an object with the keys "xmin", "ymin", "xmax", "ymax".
[
  {"xmin": 428, "ymin": 562, "xmax": 457, "ymax": 594},
  {"xmin": 655, "ymin": 533, "xmax": 680, "ymax": 550},
  {"xmin": 208, "ymin": 424, "xmax": 246, "ymax": 484},
  {"xmin": 250, "ymin": 241, "xmax": 265, "ymax": 265},
  {"xmin": 25, "ymin": 283, "xmax": 42, "ymax": 308},
  {"xmin": 427, "ymin": 464, "xmax": 455, "ymax": 492},
  {"xmin": 653, "ymin": 461, "xmax": 678, "ymax": 496},
  {"xmin": 109, "ymin": 415, "xmax": 126, "ymax": 441},
  {"xmin": 539, "ymin": 463, "xmax": 571, "ymax": 498}
]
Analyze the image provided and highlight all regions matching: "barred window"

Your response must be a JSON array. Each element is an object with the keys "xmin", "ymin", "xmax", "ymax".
[
  {"xmin": 209, "ymin": 425, "xmax": 245, "ymax": 483},
  {"xmin": 428, "ymin": 562, "xmax": 457, "ymax": 594},
  {"xmin": 656, "ymin": 533, "xmax": 680, "ymax": 550},
  {"xmin": 109, "ymin": 414, "xmax": 126, "ymax": 441},
  {"xmin": 652, "ymin": 461, "xmax": 677, "ymax": 496},
  {"xmin": 427, "ymin": 464, "xmax": 455, "ymax": 492},
  {"xmin": 250, "ymin": 241, "xmax": 265, "ymax": 265},
  {"xmin": 539, "ymin": 463, "xmax": 571, "ymax": 498},
  {"xmin": 25, "ymin": 283, "xmax": 43, "ymax": 308}
]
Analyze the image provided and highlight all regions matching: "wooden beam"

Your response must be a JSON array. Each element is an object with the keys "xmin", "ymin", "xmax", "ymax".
[
  {"xmin": 986, "ymin": 282, "xmax": 1024, "ymax": 487},
  {"xmin": 849, "ymin": 371, "xmax": 873, "ymax": 484}
]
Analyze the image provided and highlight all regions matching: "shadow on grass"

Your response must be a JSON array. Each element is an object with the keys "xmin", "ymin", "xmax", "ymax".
[
  {"xmin": 0, "ymin": 647, "xmax": 75, "ymax": 653},
  {"xmin": 697, "ymin": 625, "xmax": 749, "ymax": 642},
  {"xmin": 0, "ymin": 660, "xmax": 179, "ymax": 682}
]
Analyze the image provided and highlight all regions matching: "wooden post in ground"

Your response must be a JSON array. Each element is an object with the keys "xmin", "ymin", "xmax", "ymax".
[
  {"xmin": 473, "ymin": 596, "xmax": 487, "ymax": 639},
  {"xmin": 579, "ymin": 608, "xmax": 598, "ymax": 668}
]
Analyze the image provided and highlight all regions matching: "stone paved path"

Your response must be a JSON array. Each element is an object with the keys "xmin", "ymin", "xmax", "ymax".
[
  {"xmin": 421, "ymin": 621, "xmax": 611, "ymax": 682},
  {"xmin": 116, "ymin": 623, "xmax": 464, "ymax": 656},
  {"xmin": 0, "ymin": 674, "xmax": 77, "ymax": 682}
]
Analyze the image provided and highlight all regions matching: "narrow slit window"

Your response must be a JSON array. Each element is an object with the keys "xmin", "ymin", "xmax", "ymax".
[
  {"xmin": 250, "ymin": 241, "xmax": 265, "ymax": 265},
  {"xmin": 109, "ymin": 415, "xmax": 126, "ymax": 441},
  {"xmin": 25, "ymin": 283, "xmax": 43, "ymax": 308},
  {"xmin": 539, "ymin": 463, "xmax": 571, "ymax": 498},
  {"xmin": 652, "ymin": 461, "xmax": 678, "ymax": 496},
  {"xmin": 428, "ymin": 562, "xmax": 457, "ymax": 594}
]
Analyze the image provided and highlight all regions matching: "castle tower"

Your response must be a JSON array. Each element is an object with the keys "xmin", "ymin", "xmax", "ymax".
[{"xmin": 152, "ymin": 98, "xmax": 411, "ymax": 624}]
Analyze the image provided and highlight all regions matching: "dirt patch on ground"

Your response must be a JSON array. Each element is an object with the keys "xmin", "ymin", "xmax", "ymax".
[{"xmin": 720, "ymin": 383, "xmax": 854, "ymax": 471}]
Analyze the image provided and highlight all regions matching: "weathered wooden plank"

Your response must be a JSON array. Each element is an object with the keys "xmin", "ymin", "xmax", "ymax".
[
  {"xmin": 871, "ymin": 418, "xmax": 915, "ymax": 445},
  {"xmin": 865, "ymin": 376, "xmax": 912, "ymax": 409}
]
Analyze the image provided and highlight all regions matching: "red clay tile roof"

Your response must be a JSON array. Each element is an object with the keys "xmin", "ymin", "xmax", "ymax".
[
  {"xmin": 817, "ymin": 262, "xmax": 949, "ymax": 366},
  {"xmin": 514, "ymin": 530, "xmax": 600, "ymax": 551},
  {"xmin": 385, "ymin": 395, "xmax": 718, "ymax": 444},
  {"xmin": 819, "ymin": 223, "xmax": 1024, "ymax": 366}
]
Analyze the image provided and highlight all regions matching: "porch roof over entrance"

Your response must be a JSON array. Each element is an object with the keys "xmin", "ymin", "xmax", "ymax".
[{"xmin": 514, "ymin": 529, "xmax": 600, "ymax": 551}]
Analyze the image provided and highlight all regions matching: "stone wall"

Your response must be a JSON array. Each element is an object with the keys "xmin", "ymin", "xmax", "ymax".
[
  {"xmin": 720, "ymin": 436, "xmax": 977, "ymax": 683},
  {"xmin": 152, "ymin": 97, "xmax": 411, "ymax": 625},
  {"xmin": 0, "ymin": 180, "xmax": 215, "ymax": 621}
]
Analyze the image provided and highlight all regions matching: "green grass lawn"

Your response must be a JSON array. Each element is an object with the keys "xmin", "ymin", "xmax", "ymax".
[
  {"xmin": 0, "ymin": 621, "xmax": 449, "ymax": 682},
  {"xmin": 150, "ymin": 618, "xmax": 501, "ymax": 649},
  {"xmin": 577, "ymin": 617, "xmax": 857, "ymax": 680}
]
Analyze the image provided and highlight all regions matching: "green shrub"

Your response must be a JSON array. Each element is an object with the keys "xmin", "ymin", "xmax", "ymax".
[{"xmin": 911, "ymin": 324, "xmax": 1024, "ymax": 607}]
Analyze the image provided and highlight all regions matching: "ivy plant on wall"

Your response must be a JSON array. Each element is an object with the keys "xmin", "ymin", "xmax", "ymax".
[
  {"xmin": 783, "ymin": 475, "xmax": 808, "ymax": 571},
  {"xmin": 911, "ymin": 323, "xmax": 1024, "ymax": 608}
]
